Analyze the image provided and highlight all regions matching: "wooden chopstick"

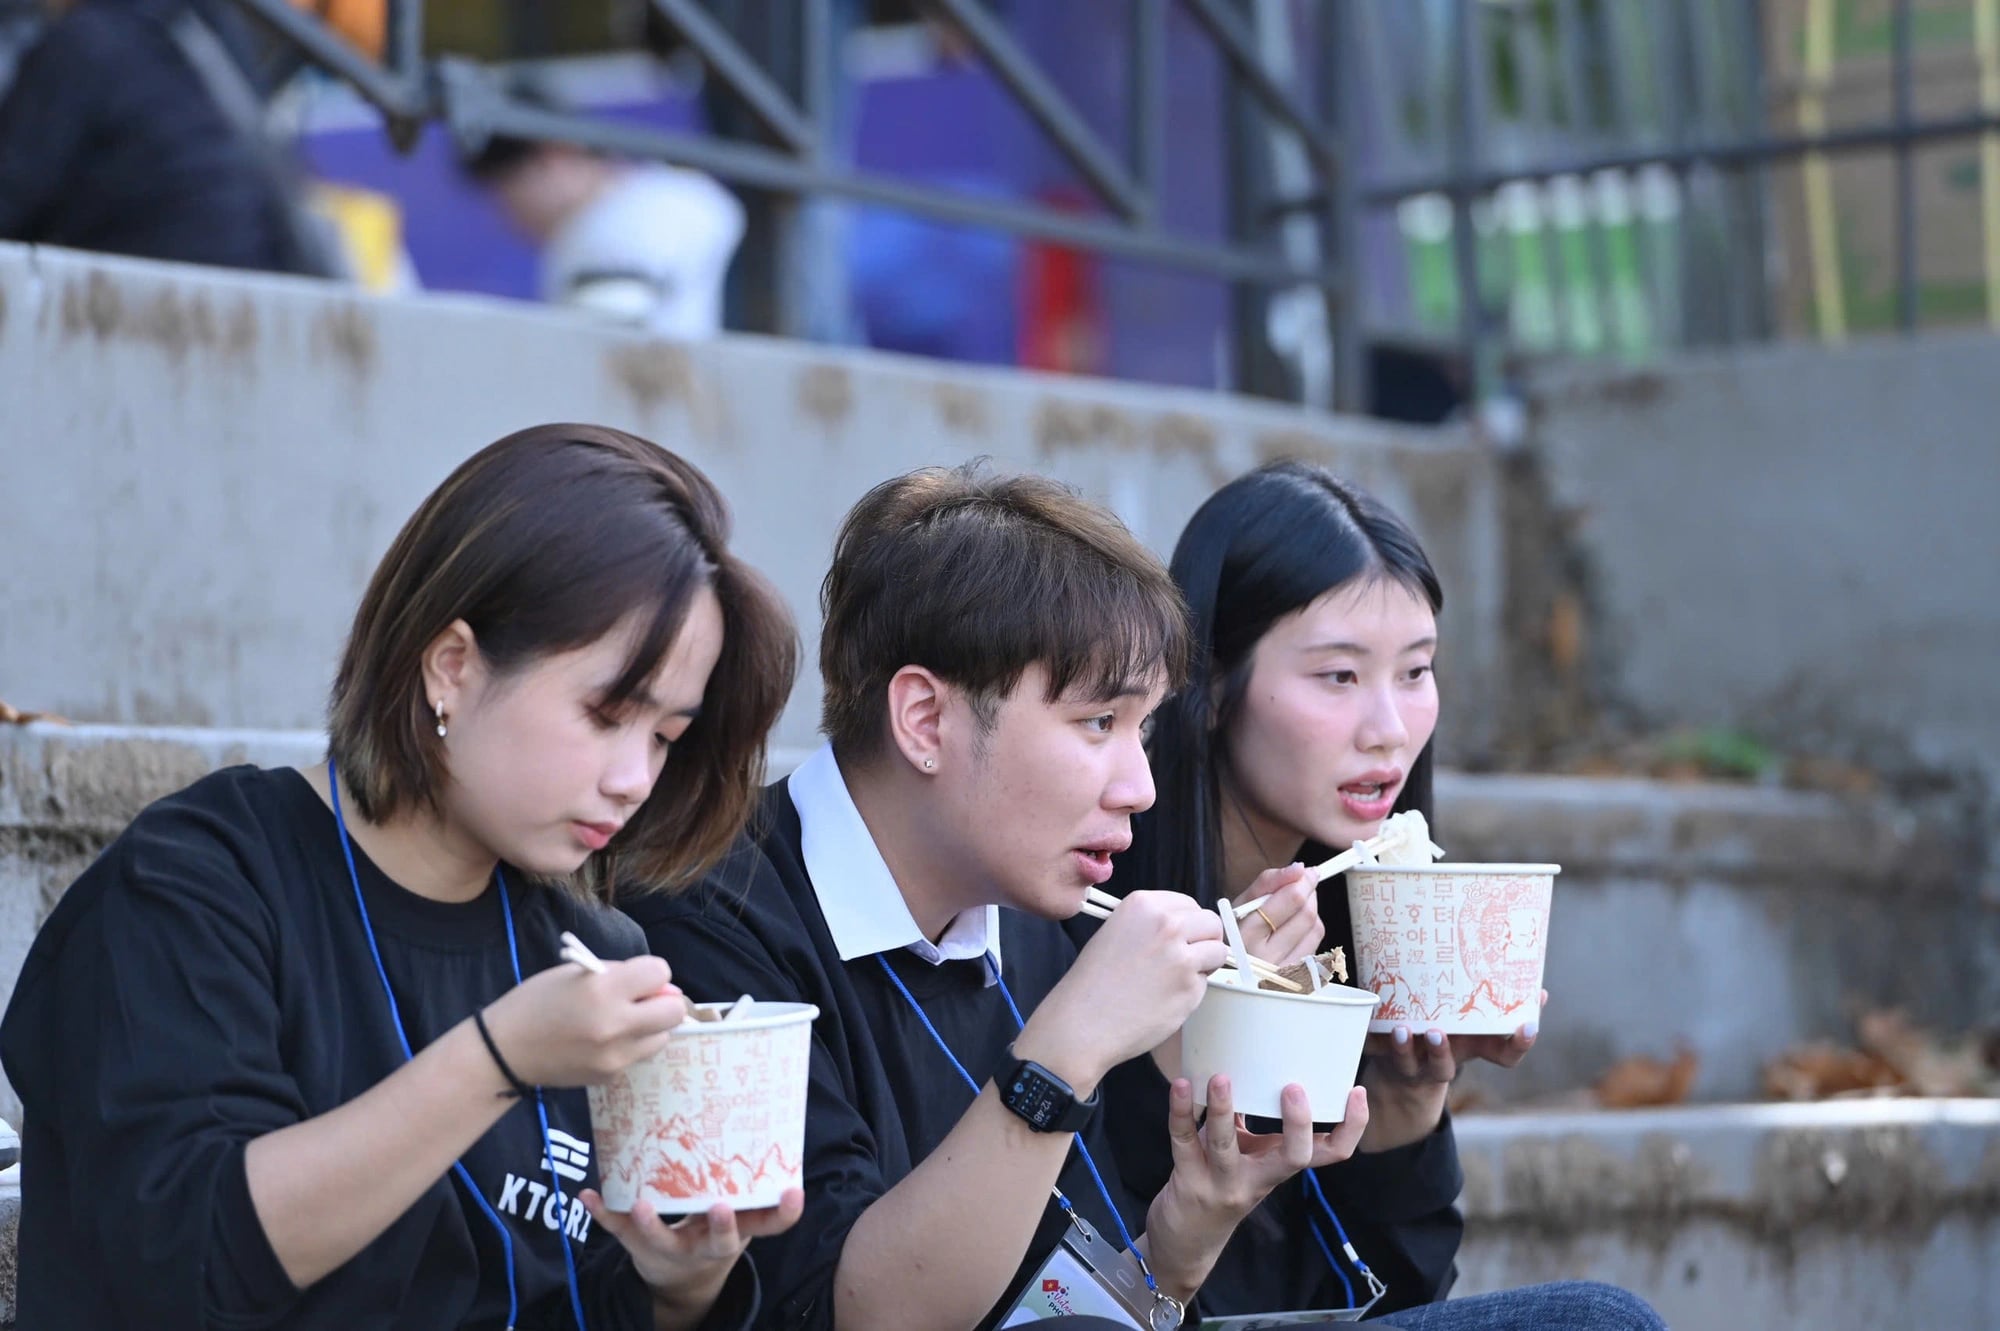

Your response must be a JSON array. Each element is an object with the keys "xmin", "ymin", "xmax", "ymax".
[
  {"xmin": 1234, "ymin": 958, "xmax": 1302, "ymax": 992},
  {"xmin": 1080, "ymin": 891, "xmax": 1301, "ymax": 991},
  {"xmin": 563, "ymin": 931, "xmax": 687, "ymax": 1002},
  {"xmin": 559, "ymin": 930, "xmax": 609, "ymax": 974}
]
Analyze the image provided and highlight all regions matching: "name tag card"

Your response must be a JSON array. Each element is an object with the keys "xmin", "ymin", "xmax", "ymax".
[
  {"xmin": 1001, "ymin": 1243, "xmax": 1148, "ymax": 1327},
  {"xmin": 1002, "ymin": 1207, "xmax": 1180, "ymax": 1328}
]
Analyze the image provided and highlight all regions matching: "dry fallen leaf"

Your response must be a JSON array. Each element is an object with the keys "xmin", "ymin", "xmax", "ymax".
[
  {"xmin": 1547, "ymin": 592, "xmax": 1585, "ymax": 676},
  {"xmin": 1759, "ymin": 1009, "xmax": 2000, "ymax": 1102},
  {"xmin": 1762, "ymin": 1042, "xmax": 1904, "ymax": 1102},
  {"xmin": 1785, "ymin": 755, "xmax": 1880, "ymax": 797},
  {"xmin": 0, "ymin": 700, "xmax": 69, "ymax": 726},
  {"xmin": 1855, "ymin": 1009, "xmax": 1996, "ymax": 1098},
  {"xmin": 1594, "ymin": 1045, "xmax": 1699, "ymax": 1109}
]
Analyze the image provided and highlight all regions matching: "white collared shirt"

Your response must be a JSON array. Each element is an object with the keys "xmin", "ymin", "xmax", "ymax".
[{"xmin": 786, "ymin": 741, "xmax": 1003, "ymax": 985}]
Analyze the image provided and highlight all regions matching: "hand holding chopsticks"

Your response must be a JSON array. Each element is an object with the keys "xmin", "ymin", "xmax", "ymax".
[
  {"xmin": 472, "ymin": 939, "xmax": 682, "ymax": 1089},
  {"xmin": 560, "ymin": 931, "xmax": 687, "ymax": 1004},
  {"xmin": 1078, "ymin": 889, "xmax": 1302, "ymax": 992},
  {"xmin": 1231, "ymin": 810, "xmax": 1446, "ymax": 919}
]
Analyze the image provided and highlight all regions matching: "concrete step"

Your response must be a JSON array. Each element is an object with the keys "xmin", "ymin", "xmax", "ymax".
[
  {"xmin": 6, "ymin": 725, "xmax": 1984, "ymax": 1113},
  {"xmin": 1453, "ymin": 1098, "xmax": 2000, "ymax": 1331},
  {"xmin": 1435, "ymin": 772, "xmax": 1986, "ymax": 1105}
]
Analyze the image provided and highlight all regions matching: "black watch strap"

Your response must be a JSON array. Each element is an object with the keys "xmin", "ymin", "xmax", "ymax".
[{"xmin": 996, "ymin": 1047, "xmax": 1100, "ymax": 1133}]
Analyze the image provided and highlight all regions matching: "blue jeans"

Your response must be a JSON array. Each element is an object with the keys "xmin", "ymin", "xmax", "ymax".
[{"xmin": 1373, "ymin": 1281, "xmax": 1668, "ymax": 1330}]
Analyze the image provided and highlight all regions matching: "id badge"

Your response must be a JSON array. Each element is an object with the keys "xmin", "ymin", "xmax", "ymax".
[
  {"xmin": 1001, "ymin": 1209, "xmax": 1180, "ymax": 1329},
  {"xmin": 1000, "ymin": 1243, "xmax": 1147, "ymax": 1327},
  {"xmin": 1196, "ymin": 1270, "xmax": 1386, "ymax": 1328}
]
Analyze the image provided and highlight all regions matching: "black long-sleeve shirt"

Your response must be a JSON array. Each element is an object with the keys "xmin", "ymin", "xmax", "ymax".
[
  {"xmin": 0, "ymin": 0, "xmax": 310, "ymax": 273},
  {"xmin": 621, "ymin": 782, "xmax": 1157, "ymax": 1331},
  {"xmin": 0, "ymin": 765, "xmax": 759, "ymax": 1330}
]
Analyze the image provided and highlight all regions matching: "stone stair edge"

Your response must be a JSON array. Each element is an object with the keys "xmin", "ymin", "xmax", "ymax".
[
  {"xmin": 1453, "ymin": 1098, "xmax": 2000, "ymax": 1228},
  {"xmin": 1, "ymin": 724, "xmax": 1959, "ymax": 885}
]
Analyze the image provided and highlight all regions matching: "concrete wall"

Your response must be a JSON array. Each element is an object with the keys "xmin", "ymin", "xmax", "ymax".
[
  {"xmin": 0, "ymin": 242, "xmax": 1502, "ymax": 761},
  {"xmin": 1528, "ymin": 334, "xmax": 2000, "ymax": 831},
  {"xmin": 1527, "ymin": 337, "xmax": 2000, "ymax": 1050}
]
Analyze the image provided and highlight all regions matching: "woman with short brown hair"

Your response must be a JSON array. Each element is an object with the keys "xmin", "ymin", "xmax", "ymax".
[{"xmin": 2, "ymin": 423, "xmax": 800, "ymax": 1331}]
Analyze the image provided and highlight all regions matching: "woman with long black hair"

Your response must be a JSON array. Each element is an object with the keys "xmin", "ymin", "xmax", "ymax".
[{"xmin": 1112, "ymin": 460, "xmax": 1662, "ymax": 1330}]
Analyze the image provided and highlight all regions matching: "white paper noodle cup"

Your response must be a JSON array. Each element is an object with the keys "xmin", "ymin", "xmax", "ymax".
[
  {"xmin": 1180, "ymin": 975, "xmax": 1380, "ymax": 1121},
  {"xmin": 587, "ymin": 1000, "xmax": 819, "ymax": 1215},
  {"xmin": 1345, "ymin": 864, "xmax": 1558, "ymax": 1035}
]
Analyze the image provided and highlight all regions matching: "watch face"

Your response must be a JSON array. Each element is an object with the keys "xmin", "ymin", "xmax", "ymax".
[
  {"xmin": 1008, "ymin": 1065, "xmax": 1067, "ymax": 1131},
  {"xmin": 1003, "ymin": 1059, "xmax": 1087, "ymax": 1133}
]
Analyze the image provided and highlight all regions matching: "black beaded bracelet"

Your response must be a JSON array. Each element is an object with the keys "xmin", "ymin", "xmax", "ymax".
[{"xmin": 472, "ymin": 1008, "xmax": 534, "ymax": 1100}]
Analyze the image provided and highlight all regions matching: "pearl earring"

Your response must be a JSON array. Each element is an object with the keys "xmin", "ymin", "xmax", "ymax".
[{"xmin": 434, "ymin": 700, "xmax": 448, "ymax": 739}]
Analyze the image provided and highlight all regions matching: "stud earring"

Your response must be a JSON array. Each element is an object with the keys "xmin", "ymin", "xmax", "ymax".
[
  {"xmin": 434, "ymin": 700, "xmax": 448, "ymax": 739},
  {"xmin": 922, "ymin": 757, "xmax": 935, "ymax": 771}
]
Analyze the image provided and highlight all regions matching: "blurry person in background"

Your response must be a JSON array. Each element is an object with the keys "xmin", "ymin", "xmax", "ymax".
[
  {"xmin": 463, "ymin": 99, "xmax": 744, "ymax": 341},
  {"xmin": 0, "ymin": 0, "xmax": 348, "ymax": 277},
  {"xmin": 0, "ymin": 0, "xmax": 44, "ymax": 98}
]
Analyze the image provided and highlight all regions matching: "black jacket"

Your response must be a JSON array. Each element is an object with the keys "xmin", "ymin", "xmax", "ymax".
[
  {"xmin": 0, "ymin": 0, "xmax": 319, "ymax": 274},
  {"xmin": 621, "ymin": 780, "xmax": 1158, "ymax": 1331}
]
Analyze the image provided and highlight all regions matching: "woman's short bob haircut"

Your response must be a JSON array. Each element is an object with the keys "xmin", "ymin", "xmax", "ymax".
[
  {"xmin": 327, "ymin": 423, "xmax": 797, "ymax": 901},
  {"xmin": 1129, "ymin": 459, "xmax": 1444, "ymax": 908}
]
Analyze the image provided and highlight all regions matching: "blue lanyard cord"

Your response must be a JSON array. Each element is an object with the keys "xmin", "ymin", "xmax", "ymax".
[
  {"xmin": 872, "ymin": 954, "xmax": 1161, "ymax": 1299},
  {"xmin": 328, "ymin": 759, "xmax": 588, "ymax": 1331},
  {"xmin": 1301, "ymin": 1165, "xmax": 1373, "ymax": 1308},
  {"xmin": 1305, "ymin": 1211, "xmax": 1357, "ymax": 1308},
  {"xmin": 502, "ymin": 877, "xmax": 592, "ymax": 1331}
]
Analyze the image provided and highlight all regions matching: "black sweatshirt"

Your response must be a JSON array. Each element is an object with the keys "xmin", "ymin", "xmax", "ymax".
[
  {"xmin": 620, "ymin": 781, "xmax": 1156, "ymax": 1331},
  {"xmin": 1068, "ymin": 877, "xmax": 1464, "ymax": 1321},
  {"xmin": 0, "ymin": 0, "xmax": 310, "ymax": 273},
  {"xmin": 0, "ymin": 765, "xmax": 759, "ymax": 1331}
]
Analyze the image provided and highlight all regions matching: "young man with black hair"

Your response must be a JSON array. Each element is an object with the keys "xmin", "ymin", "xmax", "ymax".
[{"xmin": 624, "ymin": 465, "xmax": 1370, "ymax": 1330}]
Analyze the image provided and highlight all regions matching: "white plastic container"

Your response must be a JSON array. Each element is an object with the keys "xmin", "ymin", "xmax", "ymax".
[
  {"xmin": 1346, "ymin": 864, "xmax": 1558, "ymax": 1035},
  {"xmin": 1179, "ymin": 976, "xmax": 1380, "ymax": 1121},
  {"xmin": 587, "ymin": 999, "xmax": 819, "ymax": 1214}
]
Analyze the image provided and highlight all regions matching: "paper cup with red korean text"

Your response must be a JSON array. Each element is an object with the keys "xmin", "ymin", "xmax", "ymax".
[
  {"xmin": 1345, "ymin": 865, "xmax": 1559, "ymax": 1035},
  {"xmin": 587, "ymin": 1000, "xmax": 818, "ymax": 1215}
]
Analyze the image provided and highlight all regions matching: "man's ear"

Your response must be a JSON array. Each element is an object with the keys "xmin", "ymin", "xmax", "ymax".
[{"xmin": 885, "ymin": 665, "xmax": 946, "ymax": 775}]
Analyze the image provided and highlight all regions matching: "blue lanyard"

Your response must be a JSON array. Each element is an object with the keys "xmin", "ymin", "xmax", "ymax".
[
  {"xmin": 1303, "ymin": 1167, "xmax": 1374, "ymax": 1308},
  {"xmin": 873, "ymin": 953, "xmax": 1164, "ymax": 1304},
  {"xmin": 328, "ymin": 759, "xmax": 590, "ymax": 1331}
]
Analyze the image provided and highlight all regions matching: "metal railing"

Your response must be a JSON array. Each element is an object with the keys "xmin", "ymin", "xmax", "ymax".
[
  {"xmin": 1352, "ymin": 0, "xmax": 2000, "ymax": 392},
  {"xmin": 237, "ymin": 0, "xmax": 1367, "ymax": 406},
  {"xmin": 239, "ymin": 0, "xmax": 2000, "ymax": 413}
]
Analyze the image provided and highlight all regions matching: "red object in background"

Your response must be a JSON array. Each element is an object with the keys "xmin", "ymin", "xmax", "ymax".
[{"xmin": 1019, "ymin": 192, "xmax": 1105, "ymax": 374}]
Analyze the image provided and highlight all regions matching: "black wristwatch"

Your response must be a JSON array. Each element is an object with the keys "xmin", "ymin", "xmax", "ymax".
[{"xmin": 996, "ymin": 1047, "xmax": 1100, "ymax": 1133}]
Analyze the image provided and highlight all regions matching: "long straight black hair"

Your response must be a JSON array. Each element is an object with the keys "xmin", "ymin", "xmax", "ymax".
[{"xmin": 1122, "ymin": 461, "xmax": 1444, "ymax": 938}]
